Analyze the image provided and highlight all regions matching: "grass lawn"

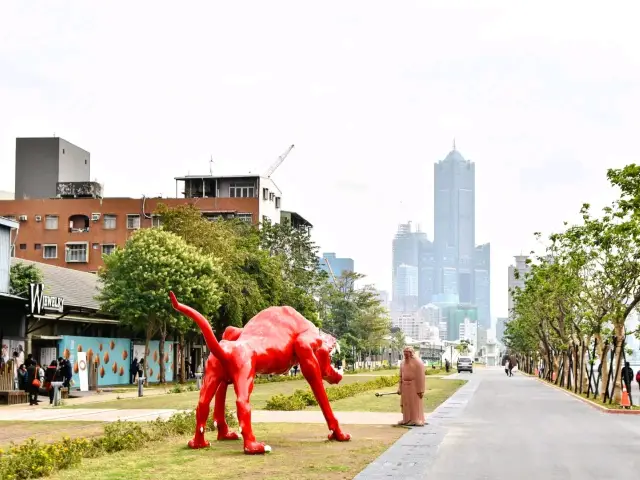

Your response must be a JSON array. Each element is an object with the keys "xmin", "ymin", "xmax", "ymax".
[
  {"xmin": 577, "ymin": 392, "xmax": 640, "ymax": 411},
  {"xmin": 308, "ymin": 378, "xmax": 467, "ymax": 413},
  {"xmin": 48, "ymin": 423, "xmax": 403, "ymax": 480},
  {"xmin": 64, "ymin": 375, "xmax": 388, "ymax": 410},
  {"xmin": 0, "ymin": 421, "xmax": 105, "ymax": 448}
]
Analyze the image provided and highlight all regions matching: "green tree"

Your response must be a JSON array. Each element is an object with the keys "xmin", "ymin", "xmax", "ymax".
[
  {"xmin": 156, "ymin": 204, "xmax": 286, "ymax": 332},
  {"xmin": 98, "ymin": 228, "xmax": 222, "ymax": 383},
  {"xmin": 318, "ymin": 271, "xmax": 391, "ymax": 365},
  {"xmin": 9, "ymin": 262, "xmax": 43, "ymax": 296},
  {"xmin": 260, "ymin": 218, "xmax": 325, "ymax": 321}
]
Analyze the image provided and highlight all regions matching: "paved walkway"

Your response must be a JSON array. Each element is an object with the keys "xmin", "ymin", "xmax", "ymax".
[
  {"xmin": 0, "ymin": 404, "xmax": 401, "ymax": 425},
  {"xmin": 356, "ymin": 367, "xmax": 640, "ymax": 480}
]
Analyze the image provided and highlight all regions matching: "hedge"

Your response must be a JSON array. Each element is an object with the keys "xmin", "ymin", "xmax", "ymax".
[
  {"xmin": 264, "ymin": 375, "xmax": 400, "ymax": 410},
  {"xmin": 0, "ymin": 409, "xmax": 237, "ymax": 480}
]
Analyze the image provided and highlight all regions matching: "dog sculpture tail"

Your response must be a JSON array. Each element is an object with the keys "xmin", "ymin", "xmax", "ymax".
[{"xmin": 169, "ymin": 291, "xmax": 226, "ymax": 362}]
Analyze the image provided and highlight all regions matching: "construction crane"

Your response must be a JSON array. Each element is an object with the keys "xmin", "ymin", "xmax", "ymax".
[
  {"xmin": 264, "ymin": 144, "xmax": 295, "ymax": 178},
  {"xmin": 323, "ymin": 257, "xmax": 337, "ymax": 283}
]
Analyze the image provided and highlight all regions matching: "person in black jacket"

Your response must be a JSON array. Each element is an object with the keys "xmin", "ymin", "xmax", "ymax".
[
  {"xmin": 621, "ymin": 362, "xmax": 634, "ymax": 405},
  {"xmin": 26, "ymin": 360, "xmax": 39, "ymax": 405}
]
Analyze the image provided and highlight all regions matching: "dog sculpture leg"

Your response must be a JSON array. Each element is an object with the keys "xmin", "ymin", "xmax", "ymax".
[
  {"xmin": 232, "ymin": 365, "xmax": 270, "ymax": 454},
  {"xmin": 294, "ymin": 335, "xmax": 351, "ymax": 442},
  {"xmin": 188, "ymin": 358, "xmax": 221, "ymax": 449},
  {"xmin": 214, "ymin": 382, "xmax": 239, "ymax": 441}
]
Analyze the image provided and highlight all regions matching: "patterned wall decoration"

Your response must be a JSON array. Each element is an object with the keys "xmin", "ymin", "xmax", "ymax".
[
  {"xmin": 59, "ymin": 335, "xmax": 131, "ymax": 387},
  {"xmin": 132, "ymin": 341, "xmax": 174, "ymax": 383}
]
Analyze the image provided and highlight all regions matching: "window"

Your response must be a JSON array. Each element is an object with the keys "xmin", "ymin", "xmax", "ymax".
[
  {"xmin": 269, "ymin": 192, "xmax": 275, "ymax": 201},
  {"xmin": 275, "ymin": 197, "xmax": 281, "ymax": 209},
  {"xmin": 102, "ymin": 244, "xmax": 116, "ymax": 256},
  {"xmin": 62, "ymin": 148, "xmax": 65, "ymax": 154},
  {"xmin": 263, "ymin": 188, "xmax": 269, "ymax": 200},
  {"xmin": 237, "ymin": 213, "xmax": 253, "ymax": 223},
  {"xmin": 229, "ymin": 182, "xmax": 255, "ymax": 198},
  {"xmin": 34, "ymin": 243, "xmax": 42, "ymax": 250},
  {"xmin": 65, "ymin": 243, "xmax": 88, "ymax": 263},
  {"xmin": 45, "ymin": 215, "xmax": 59, "ymax": 230},
  {"xmin": 19, "ymin": 243, "xmax": 26, "ymax": 250},
  {"xmin": 103, "ymin": 214, "xmax": 116, "ymax": 229},
  {"xmin": 43, "ymin": 245, "xmax": 57, "ymax": 259},
  {"xmin": 152, "ymin": 215, "xmax": 163, "ymax": 228},
  {"xmin": 127, "ymin": 214, "xmax": 140, "ymax": 230}
]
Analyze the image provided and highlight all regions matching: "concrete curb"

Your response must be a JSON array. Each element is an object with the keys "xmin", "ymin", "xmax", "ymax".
[{"xmin": 531, "ymin": 373, "xmax": 640, "ymax": 415}]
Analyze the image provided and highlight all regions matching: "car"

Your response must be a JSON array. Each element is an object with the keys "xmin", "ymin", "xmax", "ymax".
[{"xmin": 457, "ymin": 356, "xmax": 473, "ymax": 374}]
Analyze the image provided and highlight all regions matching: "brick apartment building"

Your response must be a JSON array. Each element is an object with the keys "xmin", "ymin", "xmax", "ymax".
[{"xmin": 0, "ymin": 137, "xmax": 311, "ymax": 273}]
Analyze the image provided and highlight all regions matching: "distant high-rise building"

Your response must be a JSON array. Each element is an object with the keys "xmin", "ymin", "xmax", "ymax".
[
  {"xmin": 418, "ymin": 236, "xmax": 436, "ymax": 307},
  {"xmin": 433, "ymin": 145, "xmax": 490, "ymax": 329},
  {"xmin": 320, "ymin": 252, "xmax": 354, "ymax": 279},
  {"xmin": 394, "ymin": 264, "xmax": 419, "ymax": 310},
  {"xmin": 392, "ymin": 222, "xmax": 430, "ymax": 311},
  {"xmin": 474, "ymin": 243, "xmax": 491, "ymax": 329},
  {"xmin": 375, "ymin": 290, "xmax": 390, "ymax": 310},
  {"xmin": 433, "ymin": 146, "xmax": 475, "ymax": 302}
]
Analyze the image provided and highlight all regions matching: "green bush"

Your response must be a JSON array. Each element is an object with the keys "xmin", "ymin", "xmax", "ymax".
[
  {"xmin": 0, "ymin": 407, "xmax": 238, "ymax": 479},
  {"xmin": 264, "ymin": 375, "xmax": 400, "ymax": 411}
]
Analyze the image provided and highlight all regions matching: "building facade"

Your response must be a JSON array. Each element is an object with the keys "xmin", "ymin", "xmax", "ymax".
[
  {"xmin": 433, "ymin": 148, "xmax": 476, "ymax": 303},
  {"xmin": 320, "ymin": 252, "xmax": 354, "ymax": 279},
  {"xmin": 0, "ymin": 172, "xmax": 301, "ymax": 273},
  {"xmin": 474, "ymin": 243, "xmax": 491, "ymax": 329},
  {"xmin": 496, "ymin": 316, "xmax": 509, "ymax": 344},
  {"xmin": 15, "ymin": 137, "xmax": 91, "ymax": 200}
]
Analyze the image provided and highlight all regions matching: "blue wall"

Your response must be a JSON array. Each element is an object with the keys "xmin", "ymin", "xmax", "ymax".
[
  {"xmin": 58, "ymin": 336, "xmax": 174, "ymax": 386},
  {"xmin": 133, "ymin": 341, "xmax": 174, "ymax": 383},
  {"xmin": 59, "ymin": 335, "xmax": 132, "ymax": 387}
]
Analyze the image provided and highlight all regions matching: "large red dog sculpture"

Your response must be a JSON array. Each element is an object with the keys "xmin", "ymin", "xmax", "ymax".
[{"xmin": 169, "ymin": 291, "xmax": 351, "ymax": 455}]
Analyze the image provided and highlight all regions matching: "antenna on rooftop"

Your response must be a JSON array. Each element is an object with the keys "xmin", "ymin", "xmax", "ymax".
[{"xmin": 209, "ymin": 155, "xmax": 214, "ymax": 176}]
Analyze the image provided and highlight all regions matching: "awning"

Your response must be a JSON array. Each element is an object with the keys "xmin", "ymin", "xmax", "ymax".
[
  {"xmin": 32, "ymin": 335, "xmax": 63, "ymax": 340},
  {"xmin": 32, "ymin": 314, "xmax": 120, "ymax": 325}
]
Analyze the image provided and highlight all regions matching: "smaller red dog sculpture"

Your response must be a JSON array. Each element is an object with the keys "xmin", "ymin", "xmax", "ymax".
[{"xmin": 170, "ymin": 291, "xmax": 351, "ymax": 455}]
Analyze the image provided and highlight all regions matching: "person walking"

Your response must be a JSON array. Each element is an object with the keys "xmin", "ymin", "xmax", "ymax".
[
  {"xmin": 505, "ymin": 359, "xmax": 510, "ymax": 376},
  {"xmin": 621, "ymin": 362, "xmax": 634, "ymax": 405},
  {"xmin": 26, "ymin": 360, "xmax": 40, "ymax": 405},
  {"xmin": 44, "ymin": 360, "xmax": 59, "ymax": 405},
  {"xmin": 397, "ymin": 346, "xmax": 425, "ymax": 427},
  {"xmin": 130, "ymin": 357, "xmax": 139, "ymax": 384}
]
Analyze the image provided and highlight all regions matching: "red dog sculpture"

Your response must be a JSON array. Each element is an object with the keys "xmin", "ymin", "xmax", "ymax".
[{"xmin": 169, "ymin": 291, "xmax": 351, "ymax": 455}]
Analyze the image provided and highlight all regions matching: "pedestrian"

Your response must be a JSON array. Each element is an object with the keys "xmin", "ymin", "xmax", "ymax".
[
  {"xmin": 621, "ymin": 362, "xmax": 634, "ymax": 405},
  {"xmin": 44, "ymin": 360, "xmax": 59, "ymax": 405},
  {"xmin": 293, "ymin": 364, "xmax": 298, "ymax": 377},
  {"xmin": 130, "ymin": 357, "xmax": 139, "ymax": 384},
  {"xmin": 396, "ymin": 346, "xmax": 425, "ymax": 427},
  {"xmin": 26, "ymin": 360, "xmax": 40, "ymax": 405},
  {"xmin": 508, "ymin": 359, "xmax": 515, "ymax": 377},
  {"xmin": 636, "ymin": 370, "xmax": 640, "ymax": 393},
  {"xmin": 505, "ymin": 359, "xmax": 510, "ymax": 376},
  {"xmin": 17, "ymin": 364, "xmax": 27, "ymax": 391}
]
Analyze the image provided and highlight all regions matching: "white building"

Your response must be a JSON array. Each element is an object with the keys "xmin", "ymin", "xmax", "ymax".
[
  {"xmin": 459, "ymin": 318, "xmax": 478, "ymax": 357},
  {"xmin": 391, "ymin": 312, "xmax": 420, "ymax": 339},
  {"xmin": 395, "ymin": 264, "xmax": 419, "ymax": 299},
  {"xmin": 418, "ymin": 303, "xmax": 441, "ymax": 327}
]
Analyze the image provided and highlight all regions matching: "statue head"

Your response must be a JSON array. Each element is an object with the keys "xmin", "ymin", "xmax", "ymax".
[{"xmin": 316, "ymin": 330, "xmax": 342, "ymax": 384}]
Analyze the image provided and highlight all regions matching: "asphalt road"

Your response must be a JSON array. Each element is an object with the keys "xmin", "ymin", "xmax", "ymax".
[{"xmin": 424, "ymin": 367, "xmax": 640, "ymax": 479}]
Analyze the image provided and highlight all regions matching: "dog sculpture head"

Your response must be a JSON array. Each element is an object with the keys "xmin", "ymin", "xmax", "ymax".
[{"xmin": 316, "ymin": 330, "xmax": 342, "ymax": 385}]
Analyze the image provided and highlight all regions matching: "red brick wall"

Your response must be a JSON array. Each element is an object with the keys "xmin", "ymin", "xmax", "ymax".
[{"xmin": 0, "ymin": 197, "xmax": 259, "ymax": 272}]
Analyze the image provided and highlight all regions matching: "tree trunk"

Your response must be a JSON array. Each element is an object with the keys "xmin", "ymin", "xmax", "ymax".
[
  {"xmin": 597, "ymin": 335, "xmax": 610, "ymax": 402},
  {"xmin": 179, "ymin": 333, "xmax": 186, "ymax": 384},
  {"xmin": 159, "ymin": 325, "xmax": 166, "ymax": 384},
  {"xmin": 144, "ymin": 322, "xmax": 154, "ymax": 387}
]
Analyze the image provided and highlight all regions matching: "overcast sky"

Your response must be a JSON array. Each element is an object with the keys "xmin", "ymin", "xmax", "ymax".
[{"xmin": 1, "ymin": 2, "xmax": 638, "ymax": 325}]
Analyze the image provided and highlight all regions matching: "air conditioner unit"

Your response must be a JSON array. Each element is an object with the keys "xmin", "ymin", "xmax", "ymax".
[
  {"xmin": 91, "ymin": 213, "xmax": 101, "ymax": 221},
  {"xmin": 19, "ymin": 215, "xmax": 27, "ymax": 222},
  {"xmin": 35, "ymin": 215, "xmax": 42, "ymax": 222}
]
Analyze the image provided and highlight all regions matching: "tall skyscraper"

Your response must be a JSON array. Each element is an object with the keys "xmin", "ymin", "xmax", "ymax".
[
  {"xmin": 433, "ymin": 146, "xmax": 476, "ymax": 303},
  {"xmin": 392, "ymin": 222, "xmax": 427, "ymax": 311},
  {"xmin": 433, "ymin": 144, "xmax": 491, "ymax": 328}
]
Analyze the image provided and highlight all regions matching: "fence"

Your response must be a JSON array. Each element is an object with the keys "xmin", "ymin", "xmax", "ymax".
[{"xmin": 0, "ymin": 362, "xmax": 16, "ymax": 390}]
